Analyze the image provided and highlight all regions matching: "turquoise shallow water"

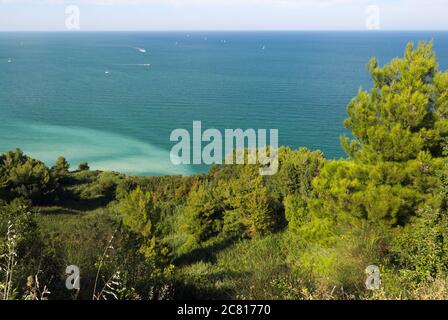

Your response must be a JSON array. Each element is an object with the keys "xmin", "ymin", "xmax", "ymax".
[{"xmin": 1, "ymin": 32, "xmax": 448, "ymax": 175}]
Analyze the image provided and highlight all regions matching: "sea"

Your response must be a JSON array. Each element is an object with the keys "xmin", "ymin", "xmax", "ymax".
[{"xmin": 1, "ymin": 31, "xmax": 448, "ymax": 175}]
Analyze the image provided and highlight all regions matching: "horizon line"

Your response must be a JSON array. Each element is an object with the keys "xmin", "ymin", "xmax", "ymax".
[{"xmin": 1, "ymin": 29, "xmax": 448, "ymax": 33}]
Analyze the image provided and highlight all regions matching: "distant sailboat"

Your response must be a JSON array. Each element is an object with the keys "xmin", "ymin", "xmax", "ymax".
[
  {"xmin": 7, "ymin": 58, "xmax": 12, "ymax": 63},
  {"xmin": 261, "ymin": 45, "xmax": 266, "ymax": 50}
]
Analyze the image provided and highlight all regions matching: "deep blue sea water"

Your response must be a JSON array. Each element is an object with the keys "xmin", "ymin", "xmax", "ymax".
[{"xmin": 1, "ymin": 31, "xmax": 448, "ymax": 175}]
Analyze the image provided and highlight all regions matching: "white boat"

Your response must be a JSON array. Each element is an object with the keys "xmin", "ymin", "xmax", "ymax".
[
  {"xmin": 7, "ymin": 58, "xmax": 12, "ymax": 63},
  {"xmin": 132, "ymin": 47, "xmax": 146, "ymax": 53}
]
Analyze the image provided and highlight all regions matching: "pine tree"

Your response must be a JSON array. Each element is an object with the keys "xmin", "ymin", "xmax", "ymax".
[
  {"xmin": 52, "ymin": 156, "xmax": 70, "ymax": 176},
  {"xmin": 342, "ymin": 42, "xmax": 448, "ymax": 162}
]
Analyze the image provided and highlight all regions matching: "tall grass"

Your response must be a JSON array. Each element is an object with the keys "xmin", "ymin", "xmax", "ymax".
[
  {"xmin": 1, "ymin": 221, "xmax": 17, "ymax": 300},
  {"xmin": 175, "ymin": 233, "xmax": 291, "ymax": 299}
]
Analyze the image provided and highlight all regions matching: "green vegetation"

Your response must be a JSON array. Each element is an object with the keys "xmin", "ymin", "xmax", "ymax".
[{"xmin": 2, "ymin": 42, "xmax": 448, "ymax": 300}]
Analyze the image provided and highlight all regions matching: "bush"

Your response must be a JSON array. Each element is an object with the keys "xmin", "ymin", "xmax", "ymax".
[
  {"xmin": 388, "ymin": 207, "xmax": 448, "ymax": 287},
  {"xmin": 118, "ymin": 187, "xmax": 171, "ymax": 262},
  {"xmin": 52, "ymin": 157, "xmax": 70, "ymax": 176},
  {"xmin": 182, "ymin": 183, "xmax": 224, "ymax": 244},
  {"xmin": 0, "ymin": 200, "xmax": 59, "ymax": 299},
  {"xmin": 78, "ymin": 162, "xmax": 90, "ymax": 171},
  {"xmin": 218, "ymin": 165, "xmax": 276, "ymax": 238},
  {"xmin": 0, "ymin": 149, "xmax": 55, "ymax": 204}
]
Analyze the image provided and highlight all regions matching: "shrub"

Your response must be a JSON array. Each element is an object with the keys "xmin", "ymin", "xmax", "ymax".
[
  {"xmin": 219, "ymin": 166, "xmax": 276, "ymax": 238},
  {"xmin": 388, "ymin": 207, "xmax": 448, "ymax": 287},
  {"xmin": 0, "ymin": 149, "xmax": 55, "ymax": 204},
  {"xmin": 52, "ymin": 157, "xmax": 70, "ymax": 176},
  {"xmin": 182, "ymin": 183, "xmax": 224, "ymax": 244},
  {"xmin": 78, "ymin": 162, "xmax": 90, "ymax": 171},
  {"xmin": 118, "ymin": 187, "xmax": 170, "ymax": 262}
]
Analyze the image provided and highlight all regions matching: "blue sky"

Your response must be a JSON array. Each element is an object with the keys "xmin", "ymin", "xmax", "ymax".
[{"xmin": 0, "ymin": 0, "xmax": 447, "ymax": 31}]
